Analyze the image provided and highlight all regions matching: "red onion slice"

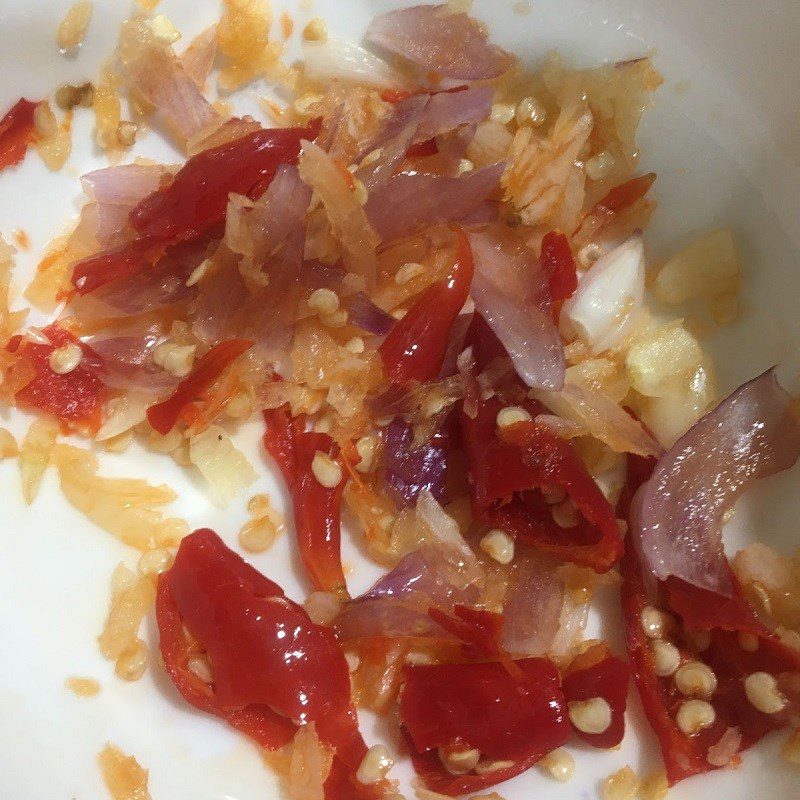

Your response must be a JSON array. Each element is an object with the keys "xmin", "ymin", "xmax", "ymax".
[
  {"xmin": 415, "ymin": 86, "xmax": 493, "ymax": 141},
  {"xmin": 631, "ymin": 369, "xmax": 800, "ymax": 596},
  {"xmin": 366, "ymin": 5, "xmax": 513, "ymax": 81},
  {"xmin": 346, "ymin": 292, "xmax": 395, "ymax": 336},
  {"xmin": 469, "ymin": 228, "xmax": 565, "ymax": 391},
  {"xmin": 365, "ymin": 162, "xmax": 503, "ymax": 242}
]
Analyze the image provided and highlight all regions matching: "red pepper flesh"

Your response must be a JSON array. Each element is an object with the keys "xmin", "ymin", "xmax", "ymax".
[
  {"xmin": 0, "ymin": 98, "xmax": 39, "ymax": 172},
  {"xmin": 562, "ymin": 642, "xmax": 630, "ymax": 748},
  {"xmin": 147, "ymin": 339, "xmax": 253, "ymax": 434},
  {"xmin": 461, "ymin": 395, "xmax": 623, "ymax": 572},
  {"xmin": 379, "ymin": 227, "xmax": 474, "ymax": 385},
  {"xmin": 156, "ymin": 529, "xmax": 380, "ymax": 800},
  {"xmin": 263, "ymin": 406, "xmax": 349, "ymax": 597},
  {"xmin": 540, "ymin": 230, "xmax": 578, "ymax": 303},
  {"xmin": 595, "ymin": 172, "xmax": 656, "ymax": 214},
  {"xmin": 400, "ymin": 657, "xmax": 569, "ymax": 796}
]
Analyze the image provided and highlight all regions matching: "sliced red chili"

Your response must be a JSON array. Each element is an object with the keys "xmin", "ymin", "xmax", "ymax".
[
  {"xmin": 379, "ymin": 226, "xmax": 474, "ymax": 385},
  {"xmin": 461, "ymin": 395, "xmax": 623, "ymax": 572},
  {"xmin": 562, "ymin": 642, "xmax": 630, "ymax": 748},
  {"xmin": 147, "ymin": 339, "xmax": 253, "ymax": 434},
  {"xmin": 263, "ymin": 406, "xmax": 349, "ymax": 597},
  {"xmin": 540, "ymin": 230, "xmax": 578, "ymax": 303},
  {"xmin": 620, "ymin": 457, "xmax": 800, "ymax": 784},
  {"xmin": 130, "ymin": 121, "xmax": 320, "ymax": 243},
  {"xmin": 0, "ymin": 98, "xmax": 39, "ymax": 172},
  {"xmin": 406, "ymin": 138, "xmax": 439, "ymax": 158},
  {"xmin": 400, "ymin": 657, "xmax": 569, "ymax": 796},
  {"xmin": 156, "ymin": 529, "xmax": 381, "ymax": 800},
  {"xmin": 8, "ymin": 324, "xmax": 107, "ymax": 432},
  {"xmin": 71, "ymin": 237, "xmax": 167, "ymax": 295},
  {"xmin": 595, "ymin": 172, "xmax": 656, "ymax": 214},
  {"xmin": 380, "ymin": 89, "xmax": 415, "ymax": 104}
]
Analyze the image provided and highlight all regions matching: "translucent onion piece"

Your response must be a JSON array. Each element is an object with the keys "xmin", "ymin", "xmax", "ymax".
[
  {"xmin": 366, "ymin": 5, "xmax": 513, "ymax": 80},
  {"xmin": 561, "ymin": 233, "xmax": 645, "ymax": 354},
  {"xmin": 302, "ymin": 38, "xmax": 409, "ymax": 88},
  {"xmin": 631, "ymin": 369, "xmax": 800, "ymax": 595}
]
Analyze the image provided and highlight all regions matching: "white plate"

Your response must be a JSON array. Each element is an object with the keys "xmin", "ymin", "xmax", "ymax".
[{"xmin": 0, "ymin": 1, "xmax": 798, "ymax": 798}]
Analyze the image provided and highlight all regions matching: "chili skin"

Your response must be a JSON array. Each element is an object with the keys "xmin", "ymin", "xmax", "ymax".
[
  {"xmin": 147, "ymin": 339, "xmax": 253, "ymax": 435},
  {"xmin": 379, "ymin": 227, "xmax": 474, "ymax": 385},
  {"xmin": 540, "ymin": 230, "xmax": 578, "ymax": 304},
  {"xmin": 461, "ymin": 394, "xmax": 623, "ymax": 572},
  {"xmin": 400, "ymin": 657, "xmax": 569, "ymax": 796},
  {"xmin": 620, "ymin": 456, "xmax": 800, "ymax": 785},
  {"xmin": 0, "ymin": 98, "xmax": 39, "ymax": 171},
  {"xmin": 263, "ymin": 405, "xmax": 349, "ymax": 597},
  {"xmin": 156, "ymin": 529, "xmax": 381, "ymax": 800},
  {"xmin": 562, "ymin": 642, "xmax": 630, "ymax": 748}
]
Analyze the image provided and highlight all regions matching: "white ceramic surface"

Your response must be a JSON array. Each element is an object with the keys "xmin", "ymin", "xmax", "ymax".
[{"xmin": 0, "ymin": 1, "xmax": 797, "ymax": 798}]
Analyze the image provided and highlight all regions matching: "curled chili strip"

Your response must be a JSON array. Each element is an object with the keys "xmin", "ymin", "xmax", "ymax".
[
  {"xmin": 263, "ymin": 405, "xmax": 349, "ymax": 597},
  {"xmin": 0, "ymin": 98, "xmax": 39, "ymax": 172},
  {"xmin": 156, "ymin": 529, "xmax": 381, "ymax": 800},
  {"xmin": 461, "ymin": 394, "xmax": 623, "ymax": 572},
  {"xmin": 147, "ymin": 339, "xmax": 253, "ymax": 434},
  {"xmin": 379, "ymin": 226, "xmax": 474, "ymax": 385}
]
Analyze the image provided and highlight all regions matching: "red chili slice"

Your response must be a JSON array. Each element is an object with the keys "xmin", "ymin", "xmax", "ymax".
[
  {"xmin": 156, "ymin": 529, "xmax": 381, "ymax": 800},
  {"xmin": 540, "ymin": 230, "xmax": 578, "ymax": 304},
  {"xmin": 263, "ymin": 406, "xmax": 349, "ymax": 597},
  {"xmin": 8, "ymin": 324, "xmax": 107, "ymax": 432},
  {"xmin": 130, "ymin": 121, "xmax": 320, "ymax": 243},
  {"xmin": 379, "ymin": 226, "xmax": 474, "ymax": 385},
  {"xmin": 461, "ymin": 394, "xmax": 623, "ymax": 572},
  {"xmin": 71, "ymin": 237, "xmax": 166, "ymax": 295},
  {"xmin": 0, "ymin": 98, "xmax": 39, "ymax": 172},
  {"xmin": 620, "ymin": 459, "xmax": 800, "ymax": 784},
  {"xmin": 147, "ymin": 339, "xmax": 253, "ymax": 434},
  {"xmin": 562, "ymin": 642, "xmax": 630, "ymax": 748},
  {"xmin": 400, "ymin": 657, "xmax": 569, "ymax": 796},
  {"xmin": 595, "ymin": 172, "xmax": 657, "ymax": 214}
]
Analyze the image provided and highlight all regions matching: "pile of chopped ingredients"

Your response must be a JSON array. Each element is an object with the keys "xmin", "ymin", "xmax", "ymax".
[{"xmin": 2, "ymin": 2, "xmax": 799, "ymax": 799}]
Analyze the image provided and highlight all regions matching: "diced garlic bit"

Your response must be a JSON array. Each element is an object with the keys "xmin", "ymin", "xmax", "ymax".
[
  {"xmin": 0, "ymin": 427, "xmax": 18, "ymax": 458},
  {"xmin": 48, "ymin": 342, "xmax": 83, "ymax": 374},
  {"xmin": 743, "ymin": 672, "xmax": 787, "ymax": 714},
  {"xmin": 57, "ymin": 0, "xmax": 93, "ymax": 53},
  {"xmin": 303, "ymin": 17, "xmax": 328, "ymax": 42},
  {"xmin": 394, "ymin": 261, "xmax": 426, "ymax": 285},
  {"xmin": 151, "ymin": 13, "xmax": 181, "ymax": 44},
  {"xmin": 675, "ymin": 661, "xmax": 717, "ymax": 697},
  {"xmin": 187, "ymin": 654, "xmax": 213, "ymax": 684},
  {"xmin": 457, "ymin": 158, "xmax": 474, "ymax": 174},
  {"xmin": 345, "ymin": 652, "xmax": 361, "ymax": 672},
  {"xmin": 356, "ymin": 744, "xmax": 393, "ymax": 784},
  {"xmin": 496, "ymin": 405, "xmax": 531, "ymax": 428},
  {"xmin": 355, "ymin": 435, "xmax": 378, "ymax": 473},
  {"xmin": 538, "ymin": 748, "xmax": 575, "ymax": 782},
  {"xmin": 551, "ymin": 498, "xmax": 579, "ymax": 529},
  {"xmin": 307, "ymin": 287, "xmax": 340, "ymax": 315},
  {"xmin": 98, "ymin": 744, "xmax": 151, "ymax": 800},
  {"xmin": 640, "ymin": 606, "xmax": 669, "ymax": 639},
  {"xmin": 738, "ymin": 632, "xmax": 760, "ymax": 652},
  {"xmin": 567, "ymin": 696, "xmax": 612, "ymax": 735},
  {"xmin": 782, "ymin": 728, "xmax": 800, "ymax": 766},
  {"xmin": 479, "ymin": 529, "xmax": 515, "ymax": 565},
  {"xmin": 638, "ymin": 770, "xmax": 669, "ymax": 800},
  {"xmin": 152, "ymin": 341, "xmax": 196, "ymax": 377},
  {"xmin": 185, "ymin": 258, "xmax": 210, "ymax": 287},
  {"xmin": 438, "ymin": 747, "xmax": 481, "ymax": 775},
  {"xmin": 189, "ymin": 426, "xmax": 257, "ymax": 508},
  {"xmin": 345, "ymin": 336, "xmax": 365, "ymax": 354},
  {"xmin": 654, "ymin": 229, "xmax": 739, "ymax": 305},
  {"xmin": 675, "ymin": 699, "xmax": 716, "ymax": 736},
  {"xmin": 65, "ymin": 676, "xmax": 101, "ymax": 697},
  {"xmin": 116, "ymin": 120, "xmax": 138, "ymax": 147},
  {"xmin": 353, "ymin": 178, "xmax": 369, "ymax": 206},
  {"xmin": 651, "ymin": 640, "xmax": 681, "ymax": 677},
  {"xmin": 115, "ymin": 639, "xmax": 148, "ymax": 682},
  {"xmin": 585, "ymin": 150, "xmax": 617, "ymax": 181},
  {"xmin": 404, "ymin": 651, "xmax": 434, "ymax": 665},
  {"xmin": 490, "ymin": 102, "xmax": 515, "ymax": 125},
  {"xmin": 601, "ymin": 766, "xmax": 639, "ymax": 800},
  {"xmin": 136, "ymin": 548, "xmax": 173, "ymax": 577},
  {"xmin": 515, "ymin": 96, "xmax": 546, "ymax": 126},
  {"xmin": 34, "ymin": 102, "xmax": 58, "ymax": 138},
  {"xmin": 304, "ymin": 591, "xmax": 341, "ymax": 625},
  {"xmin": 311, "ymin": 451, "xmax": 342, "ymax": 488}
]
